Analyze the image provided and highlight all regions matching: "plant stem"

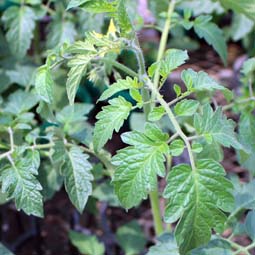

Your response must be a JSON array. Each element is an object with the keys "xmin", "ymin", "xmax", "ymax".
[
  {"xmin": 222, "ymin": 96, "xmax": 255, "ymax": 111},
  {"xmin": 133, "ymin": 36, "xmax": 164, "ymax": 236},
  {"xmin": 102, "ymin": 58, "xmax": 139, "ymax": 78},
  {"xmin": 152, "ymin": 0, "xmax": 176, "ymax": 102}
]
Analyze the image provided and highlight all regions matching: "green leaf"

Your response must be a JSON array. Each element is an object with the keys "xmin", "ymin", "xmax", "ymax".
[
  {"xmin": 93, "ymin": 96, "xmax": 132, "ymax": 151},
  {"xmin": 181, "ymin": 69, "xmax": 225, "ymax": 91},
  {"xmin": 99, "ymin": 77, "xmax": 141, "ymax": 101},
  {"xmin": 219, "ymin": 0, "xmax": 255, "ymax": 22},
  {"xmin": 169, "ymin": 139, "xmax": 185, "ymax": 156},
  {"xmin": 66, "ymin": 59, "xmax": 89, "ymax": 105},
  {"xmin": 149, "ymin": 49, "xmax": 189, "ymax": 78},
  {"xmin": 193, "ymin": 15, "xmax": 227, "ymax": 65},
  {"xmin": 4, "ymin": 90, "xmax": 39, "ymax": 115},
  {"xmin": 2, "ymin": 6, "xmax": 37, "ymax": 58},
  {"xmin": 0, "ymin": 243, "xmax": 14, "ymax": 255},
  {"xmin": 189, "ymin": 239, "xmax": 232, "ymax": 255},
  {"xmin": 237, "ymin": 113, "xmax": 255, "ymax": 175},
  {"xmin": 80, "ymin": 0, "xmax": 117, "ymax": 13},
  {"xmin": 116, "ymin": 221, "xmax": 146, "ymax": 255},
  {"xmin": 174, "ymin": 84, "xmax": 182, "ymax": 97},
  {"xmin": 0, "ymin": 150, "xmax": 43, "ymax": 217},
  {"xmin": 241, "ymin": 57, "xmax": 255, "ymax": 76},
  {"xmin": 174, "ymin": 99, "xmax": 199, "ymax": 117},
  {"xmin": 245, "ymin": 210, "xmax": 255, "ymax": 241},
  {"xmin": 46, "ymin": 18, "xmax": 77, "ymax": 49},
  {"xmin": 66, "ymin": 40, "xmax": 96, "ymax": 54},
  {"xmin": 146, "ymin": 233, "xmax": 179, "ymax": 255},
  {"xmin": 192, "ymin": 142, "xmax": 203, "ymax": 154},
  {"xmin": 116, "ymin": 0, "xmax": 133, "ymax": 37},
  {"xmin": 148, "ymin": 106, "xmax": 165, "ymax": 122},
  {"xmin": 194, "ymin": 104, "xmax": 243, "ymax": 149},
  {"xmin": 67, "ymin": 0, "xmax": 91, "ymax": 10},
  {"xmin": 35, "ymin": 65, "xmax": 54, "ymax": 104},
  {"xmin": 163, "ymin": 159, "xmax": 234, "ymax": 254},
  {"xmin": 69, "ymin": 231, "xmax": 105, "ymax": 255},
  {"xmin": 62, "ymin": 146, "xmax": 93, "ymax": 213},
  {"xmin": 112, "ymin": 123, "xmax": 168, "ymax": 208}
]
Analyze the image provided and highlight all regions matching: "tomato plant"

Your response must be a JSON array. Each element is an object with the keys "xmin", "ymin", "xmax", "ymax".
[{"xmin": 0, "ymin": 0, "xmax": 255, "ymax": 254}]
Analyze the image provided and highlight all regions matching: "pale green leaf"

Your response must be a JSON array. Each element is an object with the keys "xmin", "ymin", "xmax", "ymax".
[
  {"xmin": 245, "ymin": 210, "xmax": 255, "ymax": 241},
  {"xmin": 163, "ymin": 159, "xmax": 234, "ymax": 254},
  {"xmin": 241, "ymin": 57, "xmax": 255, "ymax": 76},
  {"xmin": 112, "ymin": 123, "xmax": 168, "ymax": 208},
  {"xmin": 47, "ymin": 19, "xmax": 77, "ymax": 49},
  {"xmin": 2, "ymin": 6, "xmax": 37, "ymax": 58},
  {"xmin": 99, "ymin": 77, "xmax": 141, "ymax": 101},
  {"xmin": 116, "ymin": 221, "xmax": 146, "ymax": 255},
  {"xmin": 67, "ymin": 0, "xmax": 90, "ymax": 10},
  {"xmin": 146, "ymin": 233, "xmax": 179, "ymax": 255},
  {"xmin": 35, "ymin": 65, "xmax": 54, "ymax": 104},
  {"xmin": 181, "ymin": 69, "xmax": 225, "ymax": 91},
  {"xmin": 194, "ymin": 104, "xmax": 243, "ymax": 149},
  {"xmin": 93, "ymin": 96, "xmax": 132, "ymax": 151},
  {"xmin": 192, "ymin": 142, "xmax": 203, "ymax": 153},
  {"xmin": 0, "ymin": 243, "xmax": 14, "ymax": 255},
  {"xmin": 0, "ymin": 151, "xmax": 43, "ymax": 217},
  {"xmin": 219, "ymin": 0, "xmax": 255, "ymax": 22},
  {"xmin": 80, "ymin": 0, "xmax": 117, "ymax": 13},
  {"xmin": 117, "ymin": 0, "xmax": 133, "ymax": 37},
  {"xmin": 148, "ymin": 106, "xmax": 165, "ymax": 122},
  {"xmin": 62, "ymin": 146, "xmax": 93, "ymax": 213},
  {"xmin": 194, "ymin": 15, "xmax": 227, "ymax": 65},
  {"xmin": 66, "ymin": 40, "xmax": 96, "ymax": 54},
  {"xmin": 69, "ymin": 231, "xmax": 105, "ymax": 255},
  {"xmin": 169, "ymin": 139, "xmax": 185, "ymax": 156},
  {"xmin": 174, "ymin": 99, "xmax": 199, "ymax": 117}
]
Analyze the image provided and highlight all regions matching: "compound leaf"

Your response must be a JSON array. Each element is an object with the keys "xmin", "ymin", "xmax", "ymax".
[
  {"xmin": 163, "ymin": 159, "xmax": 234, "ymax": 254},
  {"xmin": 174, "ymin": 99, "xmax": 200, "ymax": 117},
  {"xmin": 2, "ymin": 6, "xmax": 37, "ymax": 58},
  {"xmin": 193, "ymin": 15, "xmax": 227, "ymax": 65},
  {"xmin": 112, "ymin": 123, "xmax": 168, "ymax": 209},
  {"xmin": 62, "ymin": 146, "xmax": 93, "ymax": 213},
  {"xmin": 93, "ymin": 96, "xmax": 132, "ymax": 151}
]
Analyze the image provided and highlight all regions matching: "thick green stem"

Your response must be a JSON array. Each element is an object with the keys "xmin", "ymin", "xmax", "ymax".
[
  {"xmin": 152, "ymin": 0, "xmax": 176, "ymax": 102},
  {"xmin": 133, "ymin": 37, "xmax": 164, "ymax": 236}
]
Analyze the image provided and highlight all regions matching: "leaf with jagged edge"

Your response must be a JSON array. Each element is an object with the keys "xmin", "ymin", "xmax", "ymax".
[
  {"xmin": 93, "ymin": 96, "xmax": 132, "ymax": 151},
  {"xmin": 80, "ymin": 0, "xmax": 117, "ymax": 13},
  {"xmin": 2, "ymin": 6, "xmax": 37, "ymax": 58},
  {"xmin": 174, "ymin": 99, "xmax": 200, "ymax": 117},
  {"xmin": 67, "ymin": 0, "xmax": 91, "ymax": 10},
  {"xmin": 112, "ymin": 123, "xmax": 169, "ymax": 209},
  {"xmin": 219, "ymin": 0, "xmax": 255, "ymax": 22},
  {"xmin": 163, "ymin": 159, "xmax": 234, "ymax": 254},
  {"xmin": 35, "ymin": 65, "xmax": 54, "ymax": 104},
  {"xmin": 61, "ymin": 146, "xmax": 93, "ymax": 213},
  {"xmin": 0, "ymin": 150, "xmax": 43, "ymax": 217},
  {"xmin": 46, "ymin": 18, "xmax": 77, "ymax": 49},
  {"xmin": 99, "ymin": 77, "xmax": 141, "ymax": 101},
  {"xmin": 193, "ymin": 15, "xmax": 227, "ymax": 65},
  {"xmin": 194, "ymin": 104, "xmax": 243, "ymax": 150}
]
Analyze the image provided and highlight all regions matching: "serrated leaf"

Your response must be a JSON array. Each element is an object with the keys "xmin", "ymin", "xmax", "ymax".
[
  {"xmin": 35, "ymin": 65, "xmax": 54, "ymax": 104},
  {"xmin": 112, "ymin": 123, "xmax": 168, "ymax": 208},
  {"xmin": 66, "ymin": 59, "xmax": 89, "ymax": 105},
  {"xmin": 169, "ymin": 139, "xmax": 185, "ymax": 156},
  {"xmin": 93, "ymin": 96, "xmax": 132, "ymax": 151},
  {"xmin": 66, "ymin": 40, "xmax": 96, "ymax": 54},
  {"xmin": 80, "ymin": 0, "xmax": 117, "ymax": 13},
  {"xmin": 46, "ymin": 18, "xmax": 77, "ymax": 49},
  {"xmin": 148, "ymin": 106, "xmax": 165, "ymax": 122},
  {"xmin": 146, "ymin": 233, "xmax": 179, "ymax": 255},
  {"xmin": 192, "ymin": 142, "xmax": 203, "ymax": 153},
  {"xmin": 181, "ymin": 69, "xmax": 225, "ymax": 92},
  {"xmin": 194, "ymin": 104, "xmax": 243, "ymax": 149},
  {"xmin": 4, "ymin": 90, "xmax": 39, "ymax": 115},
  {"xmin": 67, "ymin": 0, "xmax": 91, "ymax": 9},
  {"xmin": 116, "ymin": 221, "xmax": 146, "ymax": 255},
  {"xmin": 245, "ymin": 210, "xmax": 255, "ymax": 241},
  {"xmin": 219, "ymin": 0, "xmax": 255, "ymax": 22},
  {"xmin": 149, "ymin": 49, "xmax": 189, "ymax": 78},
  {"xmin": 163, "ymin": 159, "xmax": 234, "ymax": 254},
  {"xmin": 174, "ymin": 84, "xmax": 182, "ymax": 97},
  {"xmin": 2, "ymin": 6, "xmax": 37, "ymax": 58},
  {"xmin": 0, "ymin": 151, "xmax": 43, "ymax": 217},
  {"xmin": 194, "ymin": 15, "xmax": 227, "ymax": 65},
  {"xmin": 0, "ymin": 243, "xmax": 14, "ymax": 255},
  {"xmin": 62, "ymin": 146, "xmax": 93, "ymax": 213},
  {"xmin": 99, "ymin": 77, "xmax": 141, "ymax": 101},
  {"xmin": 69, "ymin": 231, "xmax": 105, "ymax": 255},
  {"xmin": 237, "ymin": 113, "xmax": 255, "ymax": 175},
  {"xmin": 174, "ymin": 99, "xmax": 199, "ymax": 117}
]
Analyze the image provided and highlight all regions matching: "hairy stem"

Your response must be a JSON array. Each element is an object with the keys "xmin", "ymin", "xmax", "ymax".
[{"xmin": 152, "ymin": 0, "xmax": 176, "ymax": 102}]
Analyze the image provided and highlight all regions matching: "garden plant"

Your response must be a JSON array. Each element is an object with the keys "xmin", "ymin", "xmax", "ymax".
[{"xmin": 0, "ymin": 0, "xmax": 255, "ymax": 254}]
